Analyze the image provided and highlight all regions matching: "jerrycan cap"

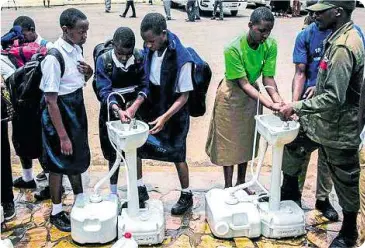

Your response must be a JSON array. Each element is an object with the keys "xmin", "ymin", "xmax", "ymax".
[{"xmin": 124, "ymin": 232, "xmax": 132, "ymax": 239}]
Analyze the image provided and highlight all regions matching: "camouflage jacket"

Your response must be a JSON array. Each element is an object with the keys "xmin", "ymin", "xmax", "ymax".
[{"xmin": 293, "ymin": 21, "xmax": 365, "ymax": 149}]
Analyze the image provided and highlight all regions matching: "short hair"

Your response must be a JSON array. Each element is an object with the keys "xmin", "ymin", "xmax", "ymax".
[
  {"xmin": 13, "ymin": 16, "xmax": 35, "ymax": 31},
  {"xmin": 250, "ymin": 7, "xmax": 275, "ymax": 25},
  {"xmin": 60, "ymin": 8, "xmax": 87, "ymax": 28},
  {"xmin": 140, "ymin": 13, "xmax": 167, "ymax": 35},
  {"xmin": 113, "ymin": 27, "xmax": 135, "ymax": 49}
]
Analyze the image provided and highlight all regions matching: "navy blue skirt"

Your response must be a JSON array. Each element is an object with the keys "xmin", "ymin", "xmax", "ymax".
[
  {"xmin": 41, "ymin": 88, "xmax": 90, "ymax": 175},
  {"xmin": 138, "ymin": 84, "xmax": 189, "ymax": 163}
]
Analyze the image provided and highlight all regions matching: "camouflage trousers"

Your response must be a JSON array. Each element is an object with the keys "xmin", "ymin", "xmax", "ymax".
[
  {"xmin": 282, "ymin": 131, "xmax": 360, "ymax": 212},
  {"xmin": 282, "ymin": 128, "xmax": 333, "ymax": 200},
  {"xmin": 105, "ymin": 0, "xmax": 111, "ymax": 11},
  {"xmin": 359, "ymin": 149, "xmax": 365, "ymax": 244},
  {"xmin": 212, "ymin": 0, "xmax": 223, "ymax": 19}
]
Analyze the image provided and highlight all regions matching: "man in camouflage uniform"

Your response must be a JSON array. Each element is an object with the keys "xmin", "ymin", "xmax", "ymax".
[
  {"xmin": 359, "ymin": 77, "xmax": 365, "ymax": 244},
  {"xmin": 279, "ymin": 1, "xmax": 364, "ymax": 247}
]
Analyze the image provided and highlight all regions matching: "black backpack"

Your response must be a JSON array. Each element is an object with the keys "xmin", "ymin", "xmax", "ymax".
[
  {"xmin": 92, "ymin": 39, "xmax": 114, "ymax": 96},
  {"xmin": 92, "ymin": 40, "xmax": 144, "ymax": 100},
  {"xmin": 186, "ymin": 47, "xmax": 212, "ymax": 117},
  {"xmin": 6, "ymin": 48, "xmax": 65, "ymax": 114}
]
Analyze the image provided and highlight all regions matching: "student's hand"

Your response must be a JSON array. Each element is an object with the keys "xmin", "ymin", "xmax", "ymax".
[
  {"xmin": 149, "ymin": 115, "xmax": 167, "ymax": 134},
  {"xmin": 270, "ymin": 102, "xmax": 283, "ymax": 112},
  {"xmin": 303, "ymin": 86, "xmax": 315, "ymax": 100},
  {"xmin": 118, "ymin": 109, "xmax": 131, "ymax": 123},
  {"xmin": 60, "ymin": 135, "xmax": 73, "ymax": 156},
  {"xmin": 290, "ymin": 113, "xmax": 299, "ymax": 121},
  {"xmin": 279, "ymin": 103, "xmax": 295, "ymax": 120},
  {"xmin": 126, "ymin": 106, "xmax": 137, "ymax": 119},
  {"xmin": 77, "ymin": 61, "xmax": 93, "ymax": 77}
]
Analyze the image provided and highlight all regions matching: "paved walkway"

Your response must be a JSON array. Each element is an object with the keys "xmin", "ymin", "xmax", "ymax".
[{"xmin": 2, "ymin": 164, "xmax": 361, "ymax": 248}]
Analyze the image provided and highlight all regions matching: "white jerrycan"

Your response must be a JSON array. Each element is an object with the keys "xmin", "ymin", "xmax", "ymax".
[{"xmin": 112, "ymin": 233, "xmax": 138, "ymax": 248}]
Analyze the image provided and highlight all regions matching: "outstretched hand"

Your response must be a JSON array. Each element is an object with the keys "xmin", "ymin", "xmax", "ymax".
[
  {"xmin": 279, "ymin": 102, "xmax": 295, "ymax": 120},
  {"xmin": 149, "ymin": 115, "xmax": 167, "ymax": 134}
]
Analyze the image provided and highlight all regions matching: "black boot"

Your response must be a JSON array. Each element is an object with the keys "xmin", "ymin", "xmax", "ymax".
[
  {"xmin": 315, "ymin": 198, "xmax": 339, "ymax": 222},
  {"xmin": 329, "ymin": 211, "xmax": 358, "ymax": 247},
  {"xmin": 281, "ymin": 174, "xmax": 301, "ymax": 207},
  {"xmin": 171, "ymin": 191, "xmax": 193, "ymax": 215},
  {"xmin": 122, "ymin": 185, "xmax": 150, "ymax": 209}
]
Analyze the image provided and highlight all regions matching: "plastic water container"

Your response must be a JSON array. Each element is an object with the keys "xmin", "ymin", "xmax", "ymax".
[
  {"xmin": 71, "ymin": 193, "xmax": 119, "ymax": 244},
  {"xmin": 0, "ymin": 239, "xmax": 14, "ymax": 248},
  {"xmin": 112, "ymin": 233, "xmax": 138, "ymax": 248},
  {"xmin": 118, "ymin": 199, "xmax": 165, "ymax": 245},
  {"xmin": 258, "ymin": 200, "xmax": 306, "ymax": 238},
  {"xmin": 1, "ymin": 206, "xmax": 4, "ymax": 223},
  {"xmin": 205, "ymin": 188, "xmax": 261, "ymax": 238}
]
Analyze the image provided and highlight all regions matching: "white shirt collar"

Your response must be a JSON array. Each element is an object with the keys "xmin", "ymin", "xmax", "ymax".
[
  {"xmin": 35, "ymin": 34, "xmax": 42, "ymax": 44},
  {"xmin": 57, "ymin": 38, "xmax": 82, "ymax": 54},
  {"xmin": 111, "ymin": 49, "xmax": 135, "ymax": 71}
]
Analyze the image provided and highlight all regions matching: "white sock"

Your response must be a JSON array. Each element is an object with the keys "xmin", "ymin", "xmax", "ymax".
[
  {"xmin": 110, "ymin": 184, "xmax": 118, "ymax": 194},
  {"xmin": 51, "ymin": 203, "xmax": 63, "ymax": 216},
  {"xmin": 45, "ymin": 173, "xmax": 49, "ymax": 181},
  {"xmin": 137, "ymin": 179, "xmax": 144, "ymax": 187},
  {"xmin": 181, "ymin": 187, "xmax": 191, "ymax": 193},
  {"xmin": 22, "ymin": 168, "xmax": 34, "ymax": 182}
]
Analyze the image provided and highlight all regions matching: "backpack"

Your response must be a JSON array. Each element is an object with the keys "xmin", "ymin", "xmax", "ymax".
[
  {"xmin": 6, "ymin": 48, "xmax": 65, "ymax": 114},
  {"xmin": 92, "ymin": 39, "xmax": 144, "ymax": 100},
  {"xmin": 92, "ymin": 39, "xmax": 114, "ymax": 97},
  {"xmin": 1, "ymin": 40, "xmax": 48, "ymax": 68},
  {"xmin": 186, "ymin": 47, "xmax": 212, "ymax": 117}
]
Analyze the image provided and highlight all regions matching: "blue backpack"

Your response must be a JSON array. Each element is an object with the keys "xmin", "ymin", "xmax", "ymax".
[{"xmin": 186, "ymin": 47, "xmax": 212, "ymax": 117}]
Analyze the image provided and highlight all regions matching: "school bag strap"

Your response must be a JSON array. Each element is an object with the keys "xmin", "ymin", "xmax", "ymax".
[
  {"xmin": 47, "ymin": 48, "xmax": 65, "ymax": 77},
  {"xmin": 101, "ymin": 50, "xmax": 113, "ymax": 78}
]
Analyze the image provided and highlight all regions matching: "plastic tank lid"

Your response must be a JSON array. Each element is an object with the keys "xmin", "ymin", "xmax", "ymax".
[{"xmin": 124, "ymin": 232, "xmax": 132, "ymax": 239}]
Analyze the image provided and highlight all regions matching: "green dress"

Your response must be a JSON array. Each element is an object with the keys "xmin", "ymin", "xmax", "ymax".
[{"xmin": 206, "ymin": 33, "xmax": 277, "ymax": 166}]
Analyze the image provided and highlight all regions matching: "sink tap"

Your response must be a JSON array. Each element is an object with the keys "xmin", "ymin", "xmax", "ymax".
[
  {"xmin": 129, "ymin": 118, "xmax": 137, "ymax": 130},
  {"xmin": 282, "ymin": 121, "xmax": 290, "ymax": 130}
]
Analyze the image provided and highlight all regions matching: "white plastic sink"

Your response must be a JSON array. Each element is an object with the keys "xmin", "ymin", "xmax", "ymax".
[
  {"xmin": 255, "ymin": 114, "xmax": 300, "ymax": 146},
  {"xmin": 106, "ymin": 120, "xmax": 149, "ymax": 151}
]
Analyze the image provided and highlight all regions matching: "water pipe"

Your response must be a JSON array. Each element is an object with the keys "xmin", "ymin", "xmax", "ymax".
[
  {"xmin": 227, "ymin": 85, "xmax": 278, "ymax": 199},
  {"xmin": 91, "ymin": 92, "xmax": 131, "ymax": 203}
]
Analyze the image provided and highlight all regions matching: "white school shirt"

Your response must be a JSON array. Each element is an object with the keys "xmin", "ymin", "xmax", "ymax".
[
  {"xmin": 149, "ymin": 48, "xmax": 194, "ymax": 93},
  {"xmin": 40, "ymin": 38, "xmax": 86, "ymax": 95},
  {"xmin": 0, "ymin": 54, "xmax": 16, "ymax": 80},
  {"xmin": 111, "ymin": 49, "xmax": 135, "ymax": 71}
]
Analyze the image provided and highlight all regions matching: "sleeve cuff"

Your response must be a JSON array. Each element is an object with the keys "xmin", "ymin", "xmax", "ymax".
[
  {"xmin": 138, "ymin": 91, "xmax": 147, "ymax": 99},
  {"xmin": 293, "ymin": 101, "xmax": 303, "ymax": 115},
  {"xmin": 109, "ymin": 100, "xmax": 119, "ymax": 109}
]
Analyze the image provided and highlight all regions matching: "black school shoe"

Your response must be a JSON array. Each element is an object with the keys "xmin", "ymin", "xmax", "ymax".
[
  {"xmin": 122, "ymin": 185, "xmax": 150, "ymax": 209},
  {"xmin": 13, "ymin": 177, "xmax": 37, "ymax": 189},
  {"xmin": 171, "ymin": 191, "xmax": 193, "ymax": 215},
  {"xmin": 34, "ymin": 186, "xmax": 66, "ymax": 201},
  {"xmin": 36, "ymin": 171, "xmax": 47, "ymax": 181},
  {"xmin": 2, "ymin": 202, "xmax": 16, "ymax": 221},
  {"xmin": 50, "ymin": 211, "xmax": 71, "ymax": 232},
  {"xmin": 315, "ymin": 198, "xmax": 339, "ymax": 222}
]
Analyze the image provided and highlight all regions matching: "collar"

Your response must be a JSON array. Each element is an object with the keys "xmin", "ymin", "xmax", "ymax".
[
  {"xmin": 35, "ymin": 34, "xmax": 42, "ymax": 44},
  {"xmin": 167, "ymin": 30, "xmax": 177, "ymax": 51},
  {"xmin": 327, "ymin": 21, "xmax": 354, "ymax": 45},
  {"xmin": 58, "ymin": 37, "xmax": 82, "ymax": 54},
  {"xmin": 111, "ymin": 49, "xmax": 135, "ymax": 71}
]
